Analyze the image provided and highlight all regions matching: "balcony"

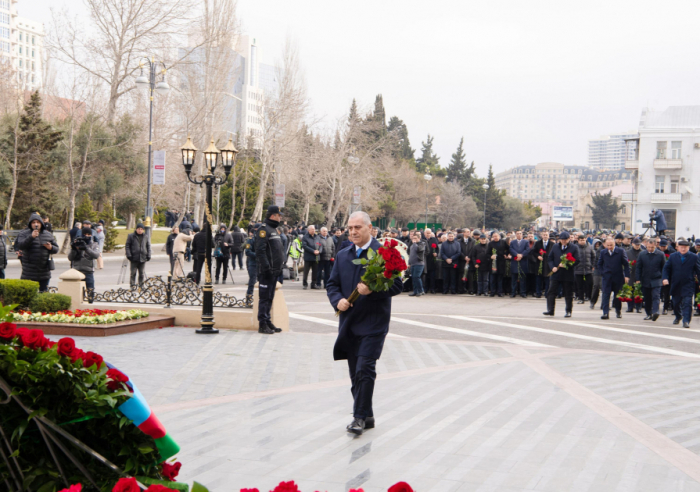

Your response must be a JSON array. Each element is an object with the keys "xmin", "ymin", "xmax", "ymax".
[
  {"xmin": 624, "ymin": 160, "xmax": 639, "ymax": 170},
  {"xmin": 621, "ymin": 193, "xmax": 637, "ymax": 202},
  {"xmin": 650, "ymin": 192, "xmax": 682, "ymax": 204},
  {"xmin": 653, "ymin": 158, "xmax": 683, "ymax": 170}
]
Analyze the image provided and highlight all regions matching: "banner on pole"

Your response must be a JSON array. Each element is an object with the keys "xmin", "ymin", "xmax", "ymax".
[
  {"xmin": 153, "ymin": 151, "xmax": 166, "ymax": 185},
  {"xmin": 275, "ymin": 184, "xmax": 285, "ymax": 207},
  {"xmin": 353, "ymin": 186, "xmax": 361, "ymax": 204}
]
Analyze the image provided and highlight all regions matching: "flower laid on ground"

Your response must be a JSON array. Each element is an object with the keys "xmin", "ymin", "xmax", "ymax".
[
  {"xmin": 271, "ymin": 481, "xmax": 301, "ymax": 492},
  {"xmin": 161, "ymin": 460, "xmax": 182, "ymax": 481},
  {"xmin": 237, "ymin": 482, "xmax": 410, "ymax": 492},
  {"xmin": 144, "ymin": 485, "xmax": 178, "ymax": 492},
  {"xmin": 387, "ymin": 483, "xmax": 414, "ymax": 492},
  {"xmin": 12, "ymin": 308, "xmax": 149, "ymax": 325}
]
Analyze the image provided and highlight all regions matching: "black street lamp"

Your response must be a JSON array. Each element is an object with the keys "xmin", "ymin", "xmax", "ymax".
[
  {"xmin": 424, "ymin": 173, "xmax": 432, "ymax": 227},
  {"xmin": 135, "ymin": 58, "xmax": 169, "ymax": 239},
  {"xmin": 482, "ymin": 183, "xmax": 489, "ymax": 230},
  {"xmin": 181, "ymin": 136, "xmax": 238, "ymax": 334}
]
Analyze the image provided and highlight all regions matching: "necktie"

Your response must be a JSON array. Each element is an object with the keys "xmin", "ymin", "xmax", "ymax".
[{"xmin": 356, "ymin": 248, "xmax": 363, "ymax": 258}]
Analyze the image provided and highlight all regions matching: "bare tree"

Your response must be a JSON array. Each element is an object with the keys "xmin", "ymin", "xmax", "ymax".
[{"xmin": 435, "ymin": 180, "xmax": 479, "ymax": 227}]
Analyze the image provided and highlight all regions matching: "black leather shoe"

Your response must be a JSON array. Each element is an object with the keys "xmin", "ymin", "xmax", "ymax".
[
  {"xmin": 346, "ymin": 418, "xmax": 365, "ymax": 435},
  {"xmin": 490, "ymin": 293, "xmax": 496, "ymax": 297},
  {"xmin": 267, "ymin": 321, "xmax": 282, "ymax": 333},
  {"xmin": 616, "ymin": 311, "xmax": 622, "ymax": 319},
  {"xmin": 303, "ymin": 285, "xmax": 308, "ymax": 290},
  {"xmin": 543, "ymin": 311, "xmax": 554, "ymax": 316},
  {"xmin": 498, "ymin": 294, "xmax": 504, "ymax": 297},
  {"xmin": 259, "ymin": 323, "xmax": 275, "ymax": 335},
  {"xmin": 652, "ymin": 313, "xmax": 659, "ymax": 321},
  {"xmin": 564, "ymin": 312, "xmax": 572, "ymax": 318},
  {"xmin": 673, "ymin": 318, "xmax": 681, "ymax": 325},
  {"xmin": 364, "ymin": 417, "xmax": 375, "ymax": 429},
  {"xmin": 626, "ymin": 308, "xmax": 634, "ymax": 313},
  {"xmin": 223, "ymin": 279, "xmax": 227, "ymax": 285},
  {"xmin": 663, "ymin": 309, "xmax": 668, "ymax": 315},
  {"xmin": 215, "ymin": 279, "xmax": 219, "ymax": 284},
  {"xmin": 408, "ymin": 292, "xmax": 417, "ymax": 297},
  {"xmin": 589, "ymin": 303, "xmax": 595, "ymax": 309},
  {"xmin": 644, "ymin": 315, "xmax": 652, "ymax": 320},
  {"xmin": 534, "ymin": 294, "xmax": 542, "ymax": 298},
  {"xmin": 683, "ymin": 322, "xmax": 690, "ymax": 328},
  {"xmin": 310, "ymin": 285, "xmax": 319, "ymax": 290},
  {"xmin": 577, "ymin": 300, "xmax": 585, "ymax": 304},
  {"xmin": 521, "ymin": 295, "xmax": 527, "ymax": 299},
  {"xmin": 601, "ymin": 314, "xmax": 609, "ymax": 320}
]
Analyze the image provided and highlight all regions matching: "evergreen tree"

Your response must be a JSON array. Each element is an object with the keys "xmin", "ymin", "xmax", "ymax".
[
  {"xmin": 415, "ymin": 134, "xmax": 444, "ymax": 176},
  {"xmin": 348, "ymin": 98, "xmax": 359, "ymax": 124},
  {"xmin": 387, "ymin": 116, "xmax": 414, "ymax": 160},
  {"xmin": 483, "ymin": 165, "xmax": 505, "ymax": 229},
  {"xmin": 99, "ymin": 202, "xmax": 118, "ymax": 252},
  {"xmin": 373, "ymin": 94, "xmax": 386, "ymax": 129},
  {"xmin": 591, "ymin": 191, "xmax": 622, "ymax": 229},
  {"xmin": 446, "ymin": 137, "xmax": 467, "ymax": 185},
  {"xmin": 75, "ymin": 193, "xmax": 99, "ymax": 223}
]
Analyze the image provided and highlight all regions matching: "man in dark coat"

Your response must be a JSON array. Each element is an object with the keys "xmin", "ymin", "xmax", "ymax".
[
  {"xmin": 214, "ymin": 224, "xmax": 233, "ymax": 284},
  {"xmin": 230, "ymin": 225, "xmax": 247, "ymax": 270},
  {"xmin": 662, "ymin": 239, "xmax": 700, "ymax": 328},
  {"xmin": 464, "ymin": 230, "xmax": 479, "ymax": 295},
  {"xmin": 15, "ymin": 213, "xmax": 59, "ymax": 292},
  {"xmin": 659, "ymin": 239, "xmax": 675, "ymax": 314},
  {"xmin": 440, "ymin": 231, "xmax": 461, "ymax": 294},
  {"xmin": 574, "ymin": 234, "xmax": 595, "ymax": 304},
  {"xmin": 0, "ymin": 225, "xmax": 6, "ymax": 279},
  {"xmin": 255, "ymin": 206, "xmax": 286, "ymax": 334},
  {"xmin": 589, "ymin": 239, "xmax": 604, "ymax": 309},
  {"xmin": 424, "ymin": 230, "xmax": 440, "ymax": 294},
  {"xmin": 543, "ymin": 231, "xmax": 579, "ymax": 317},
  {"xmin": 533, "ymin": 230, "xmax": 554, "ymax": 298},
  {"xmin": 509, "ymin": 230, "xmax": 531, "ymax": 298},
  {"xmin": 625, "ymin": 238, "xmax": 644, "ymax": 313},
  {"xmin": 125, "ymin": 223, "xmax": 151, "ymax": 288},
  {"xmin": 636, "ymin": 237, "xmax": 665, "ymax": 321},
  {"xmin": 597, "ymin": 237, "xmax": 630, "ymax": 320},
  {"xmin": 190, "ymin": 225, "xmax": 206, "ymax": 285},
  {"xmin": 327, "ymin": 211, "xmax": 402, "ymax": 436},
  {"xmin": 488, "ymin": 232, "xmax": 508, "ymax": 297},
  {"xmin": 472, "ymin": 234, "xmax": 491, "ymax": 295},
  {"xmin": 302, "ymin": 225, "xmax": 323, "ymax": 289},
  {"xmin": 652, "ymin": 209, "xmax": 667, "ymax": 236}
]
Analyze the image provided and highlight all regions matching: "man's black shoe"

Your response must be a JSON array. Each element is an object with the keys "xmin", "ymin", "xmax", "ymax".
[
  {"xmin": 564, "ymin": 311, "xmax": 572, "ymax": 318},
  {"xmin": 365, "ymin": 417, "xmax": 375, "ymax": 429},
  {"xmin": 644, "ymin": 315, "xmax": 652, "ymax": 320},
  {"xmin": 267, "ymin": 321, "xmax": 282, "ymax": 333},
  {"xmin": 346, "ymin": 418, "xmax": 365, "ymax": 435},
  {"xmin": 215, "ymin": 279, "xmax": 219, "ymax": 284},
  {"xmin": 521, "ymin": 295, "xmax": 527, "ymax": 299},
  {"xmin": 408, "ymin": 292, "xmax": 417, "ymax": 297},
  {"xmin": 683, "ymin": 322, "xmax": 690, "ymax": 328},
  {"xmin": 626, "ymin": 308, "xmax": 634, "ymax": 313},
  {"xmin": 489, "ymin": 293, "xmax": 496, "ymax": 297},
  {"xmin": 498, "ymin": 294, "xmax": 504, "ymax": 297},
  {"xmin": 430, "ymin": 290, "xmax": 436, "ymax": 294},
  {"xmin": 589, "ymin": 303, "xmax": 595, "ymax": 309},
  {"xmin": 601, "ymin": 314, "xmax": 609, "ymax": 320},
  {"xmin": 616, "ymin": 311, "xmax": 622, "ymax": 319},
  {"xmin": 534, "ymin": 294, "xmax": 542, "ymax": 298},
  {"xmin": 663, "ymin": 309, "xmax": 668, "ymax": 315},
  {"xmin": 510, "ymin": 294, "xmax": 516, "ymax": 298},
  {"xmin": 577, "ymin": 300, "xmax": 585, "ymax": 304},
  {"xmin": 673, "ymin": 318, "xmax": 681, "ymax": 325},
  {"xmin": 543, "ymin": 311, "xmax": 554, "ymax": 316},
  {"xmin": 222, "ymin": 279, "xmax": 227, "ymax": 285},
  {"xmin": 310, "ymin": 285, "xmax": 318, "ymax": 290},
  {"xmin": 652, "ymin": 313, "xmax": 660, "ymax": 321},
  {"xmin": 636, "ymin": 307, "xmax": 642, "ymax": 313},
  {"xmin": 258, "ymin": 323, "xmax": 275, "ymax": 335},
  {"xmin": 303, "ymin": 285, "xmax": 308, "ymax": 290}
]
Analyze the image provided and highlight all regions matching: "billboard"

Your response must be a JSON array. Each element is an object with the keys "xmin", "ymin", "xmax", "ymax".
[
  {"xmin": 274, "ymin": 184, "xmax": 285, "ymax": 207},
  {"xmin": 152, "ymin": 151, "xmax": 165, "ymax": 185},
  {"xmin": 552, "ymin": 206, "xmax": 573, "ymax": 221}
]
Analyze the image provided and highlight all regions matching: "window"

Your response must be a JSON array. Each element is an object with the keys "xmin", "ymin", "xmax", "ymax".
[
  {"xmin": 656, "ymin": 141, "xmax": 667, "ymax": 159},
  {"xmin": 672, "ymin": 141, "xmax": 682, "ymax": 159},
  {"xmin": 18, "ymin": 33, "xmax": 21, "ymax": 42},
  {"xmin": 32, "ymin": 36, "xmax": 35, "ymax": 45},
  {"xmin": 670, "ymin": 175, "xmax": 680, "ymax": 193},
  {"xmin": 31, "ymin": 62, "xmax": 34, "ymax": 70},
  {"xmin": 31, "ymin": 50, "xmax": 34, "ymax": 58},
  {"xmin": 621, "ymin": 223, "xmax": 626, "ymax": 230},
  {"xmin": 18, "ymin": 59, "xmax": 22, "ymax": 68},
  {"xmin": 621, "ymin": 205, "xmax": 626, "ymax": 214},
  {"xmin": 655, "ymin": 175, "xmax": 665, "ymax": 194},
  {"xmin": 18, "ymin": 46, "xmax": 21, "ymax": 55}
]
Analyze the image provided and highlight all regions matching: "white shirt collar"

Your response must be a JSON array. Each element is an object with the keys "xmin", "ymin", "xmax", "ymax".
[{"xmin": 357, "ymin": 238, "xmax": 372, "ymax": 252}]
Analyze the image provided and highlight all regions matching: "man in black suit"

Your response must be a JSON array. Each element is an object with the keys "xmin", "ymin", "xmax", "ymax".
[
  {"xmin": 636, "ymin": 237, "xmax": 666, "ymax": 321},
  {"xmin": 533, "ymin": 230, "xmax": 554, "ymax": 298},
  {"xmin": 543, "ymin": 231, "xmax": 579, "ymax": 317},
  {"xmin": 597, "ymin": 237, "xmax": 630, "ymax": 320},
  {"xmin": 327, "ymin": 211, "xmax": 403, "ymax": 435}
]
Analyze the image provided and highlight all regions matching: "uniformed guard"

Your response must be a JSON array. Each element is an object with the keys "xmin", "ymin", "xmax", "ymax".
[
  {"xmin": 244, "ymin": 227, "xmax": 257, "ymax": 305},
  {"xmin": 255, "ymin": 205, "xmax": 285, "ymax": 334}
]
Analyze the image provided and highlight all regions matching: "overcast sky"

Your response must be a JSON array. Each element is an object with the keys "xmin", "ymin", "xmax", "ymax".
[{"xmin": 28, "ymin": 0, "xmax": 700, "ymax": 176}]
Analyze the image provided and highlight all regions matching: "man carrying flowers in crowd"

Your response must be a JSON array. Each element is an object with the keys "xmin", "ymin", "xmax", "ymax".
[
  {"xmin": 327, "ymin": 211, "xmax": 404, "ymax": 436},
  {"xmin": 597, "ymin": 237, "xmax": 630, "ymax": 320},
  {"xmin": 543, "ymin": 231, "xmax": 579, "ymax": 318}
]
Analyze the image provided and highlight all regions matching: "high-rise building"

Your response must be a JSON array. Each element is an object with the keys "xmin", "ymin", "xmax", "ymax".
[
  {"xmin": 588, "ymin": 132, "xmax": 638, "ymax": 171},
  {"xmin": 0, "ymin": 0, "xmax": 44, "ymax": 91},
  {"xmin": 495, "ymin": 162, "xmax": 587, "ymax": 207}
]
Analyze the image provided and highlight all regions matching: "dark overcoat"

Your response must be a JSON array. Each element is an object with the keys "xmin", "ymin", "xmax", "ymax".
[
  {"xmin": 533, "ymin": 238, "xmax": 554, "ymax": 276},
  {"xmin": 596, "ymin": 246, "xmax": 630, "ymax": 284},
  {"xmin": 662, "ymin": 251, "xmax": 700, "ymax": 297},
  {"xmin": 327, "ymin": 238, "xmax": 403, "ymax": 361},
  {"xmin": 548, "ymin": 242, "xmax": 580, "ymax": 282},
  {"xmin": 636, "ymin": 249, "xmax": 666, "ymax": 289}
]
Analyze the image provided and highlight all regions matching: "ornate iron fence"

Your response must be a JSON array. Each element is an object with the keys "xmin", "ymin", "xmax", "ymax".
[{"xmin": 83, "ymin": 276, "xmax": 251, "ymax": 308}]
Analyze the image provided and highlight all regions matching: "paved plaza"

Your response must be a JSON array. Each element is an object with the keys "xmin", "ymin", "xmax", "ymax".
[{"xmin": 66, "ymin": 268, "xmax": 700, "ymax": 491}]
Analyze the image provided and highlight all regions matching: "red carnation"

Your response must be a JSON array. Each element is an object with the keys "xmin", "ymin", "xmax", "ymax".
[
  {"xmin": 241, "ymin": 489, "xmax": 260, "ymax": 492},
  {"xmin": 83, "ymin": 351, "xmax": 104, "ymax": 369},
  {"xmin": 665, "ymin": 253, "xmax": 670, "ymax": 258},
  {"xmin": 0, "ymin": 322, "xmax": 16, "ymax": 340},
  {"xmin": 70, "ymin": 348, "xmax": 85, "ymax": 364},
  {"xmin": 431, "ymin": 243, "xmax": 437, "ymax": 249},
  {"xmin": 20, "ymin": 329, "xmax": 45, "ymax": 350},
  {"xmin": 58, "ymin": 485, "xmax": 82, "ymax": 492},
  {"xmin": 566, "ymin": 253, "xmax": 575, "ymax": 262},
  {"xmin": 271, "ymin": 482, "xmax": 300, "ymax": 492},
  {"xmin": 539, "ymin": 249, "xmax": 546, "ymax": 254},
  {"xmin": 476, "ymin": 259, "xmax": 481, "ymax": 264},
  {"xmin": 161, "ymin": 461, "xmax": 182, "ymax": 481},
  {"xmin": 388, "ymin": 483, "xmax": 414, "ymax": 492},
  {"xmin": 383, "ymin": 270, "xmax": 392, "ymax": 279},
  {"xmin": 112, "ymin": 477, "xmax": 140, "ymax": 492},
  {"xmin": 57, "ymin": 337, "xmax": 76, "ymax": 357},
  {"xmin": 349, "ymin": 489, "xmax": 365, "ymax": 492},
  {"xmin": 106, "ymin": 368, "xmax": 130, "ymax": 391}
]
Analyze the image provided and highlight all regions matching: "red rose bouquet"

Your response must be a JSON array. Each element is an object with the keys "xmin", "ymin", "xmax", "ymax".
[
  {"xmin": 538, "ymin": 249, "xmax": 546, "ymax": 275},
  {"xmin": 476, "ymin": 259, "xmax": 481, "ymax": 282},
  {"xmin": 617, "ymin": 284, "xmax": 634, "ymax": 302},
  {"xmin": 633, "ymin": 282, "xmax": 644, "ymax": 304},
  {"xmin": 335, "ymin": 239, "xmax": 407, "ymax": 316},
  {"xmin": 548, "ymin": 252, "xmax": 576, "ymax": 276}
]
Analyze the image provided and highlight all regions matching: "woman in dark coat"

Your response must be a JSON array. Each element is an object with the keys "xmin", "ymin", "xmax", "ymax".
[{"xmin": 14, "ymin": 213, "xmax": 59, "ymax": 292}]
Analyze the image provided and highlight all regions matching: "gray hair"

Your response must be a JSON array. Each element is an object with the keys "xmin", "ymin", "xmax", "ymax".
[{"xmin": 349, "ymin": 211, "xmax": 372, "ymax": 226}]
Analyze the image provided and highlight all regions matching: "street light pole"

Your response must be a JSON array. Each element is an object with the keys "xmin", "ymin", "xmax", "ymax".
[
  {"xmin": 181, "ymin": 136, "xmax": 238, "ymax": 334},
  {"xmin": 424, "ymin": 173, "xmax": 432, "ymax": 228},
  {"xmin": 482, "ymin": 183, "xmax": 489, "ymax": 230},
  {"xmin": 135, "ymin": 58, "xmax": 170, "ymax": 239}
]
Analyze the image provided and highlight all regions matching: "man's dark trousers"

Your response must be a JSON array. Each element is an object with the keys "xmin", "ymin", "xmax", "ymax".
[
  {"xmin": 303, "ymin": 261, "xmax": 318, "ymax": 287},
  {"xmin": 192, "ymin": 257, "xmax": 204, "ymax": 284},
  {"xmin": 232, "ymin": 251, "xmax": 243, "ymax": 269},
  {"xmin": 511, "ymin": 274, "xmax": 526, "ymax": 296},
  {"xmin": 130, "ymin": 261, "xmax": 146, "ymax": 287},
  {"xmin": 316, "ymin": 259, "xmax": 332, "ymax": 288},
  {"xmin": 347, "ymin": 351, "xmax": 376, "ymax": 419},
  {"xmin": 246, "ymin": 262, "xmax": 257, "ymax": 297},
  {"xmin": 642, "ymin": 286, "xmax": 661, "ymax": 316},
  {"xmin": 257, "ymin": 273, "xmax": 276, "ymax": 323},
  {"xmin": 601, "ymin": 278, "xmax": 624, "ymax": 315},
  {"xmin": 546, "ymin": 278, "xmax": 573, "ymax": 313},
  {"xmin": 536, "ymin": 275, "xmax": 549, "ymax": 297},
  {"xmin": 662, "ymin": 284, "xmax": 672, "ymax": 311},
  {"xmin": 673, "ymin": 294, "xmax": 694, "ymax": 323},
  {"xmin": 442, "ymin": 266, "xmax": 457, "ymax": 293}
]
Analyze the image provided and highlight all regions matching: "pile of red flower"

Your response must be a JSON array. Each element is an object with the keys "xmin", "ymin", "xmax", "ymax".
[
  {"xmin": 241, "ymin": 481, "xmax": 413, "ymax": 492},
  {"xmin": 377, "ymin": 239, "xmax": 408, "ymax": 279},
  {"xmin": 616, "ymin": 284, "xmax": 634, "ymax": 303}
]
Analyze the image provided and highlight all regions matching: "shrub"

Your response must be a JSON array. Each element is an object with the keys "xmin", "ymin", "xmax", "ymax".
[
  {"xmin": 28, "ymin": 292, "xmax": 72, "ymax": 313},
  {"xmin": 0, "ymin": 279, "xmax": 39, "ymax": 308}
]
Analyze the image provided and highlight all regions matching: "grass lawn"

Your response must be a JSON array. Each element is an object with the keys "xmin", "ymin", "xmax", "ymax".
[{"xmin": 115, "ymin": 230, "xmax": 171, "ymax": 245}]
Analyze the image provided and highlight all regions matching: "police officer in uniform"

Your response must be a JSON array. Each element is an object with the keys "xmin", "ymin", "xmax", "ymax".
[
  {"xmin": 255, "ymin": 205, "xmax": 285, "ymax": 334},
  {"xmin": 244, "ymin": 227, "xmax": 257, "ymax": 305}
]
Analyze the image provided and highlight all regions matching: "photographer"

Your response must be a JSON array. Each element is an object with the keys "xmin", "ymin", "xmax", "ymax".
[
  {"xmin": 68, "ymin": 227, "xmax": 100, "ymax": 290},
  {"xmin": 125, "ymin": 223, "xmax": 151, "ymax": 288},
  {"xmin": 15, "ymin": 213, "xmax": 59, "ymax": 292},
  {"xmin": 651, "ymin": 209, "xmax": 667, "ymax": 236}
]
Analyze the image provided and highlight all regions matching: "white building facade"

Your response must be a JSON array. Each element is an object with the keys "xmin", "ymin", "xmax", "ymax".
[
  {"xmin": 0, "ymin": 0, "xmax": 44, "ymax": 91},
  {"xmin": 588, "ymin": 131, "xmax": 638, "ymax": 171},
  {"xmin": 625, "ymin": 106, "xmax": 700, "ymax": 238},
  {"xmin": 495, "ymin": 162, "xmax": 587, "ymax": 207}
]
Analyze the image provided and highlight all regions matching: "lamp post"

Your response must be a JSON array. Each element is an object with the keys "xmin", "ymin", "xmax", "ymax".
[
  {"xmin": 424, "ymin": 173, "xmax": 432, "ymax": 228},
  {"xmin": 181, "ymin": 136, "xmax": 238, "ymax": 334},
  {"xmin": 482, "ymin": 183, "xmax": 489, "ymax": 230},
  {"xmin": 135, "ymin": 58, "xmax": 170, "ymax": 239}
]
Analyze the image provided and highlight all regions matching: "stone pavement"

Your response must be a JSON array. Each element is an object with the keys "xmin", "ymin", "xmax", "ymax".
[{"xmin": 71, "ymin": 328, "xmax": 700, "ymax": 491}]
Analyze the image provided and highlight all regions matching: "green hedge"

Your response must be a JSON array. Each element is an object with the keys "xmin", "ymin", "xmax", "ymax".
[
  {"xmin": 29, "ymin": 292, "xmax": 72, "ymax": 313},
  {"xmin": 0, "ymin": 279, "xmax": 39, "ymax": 308}
]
